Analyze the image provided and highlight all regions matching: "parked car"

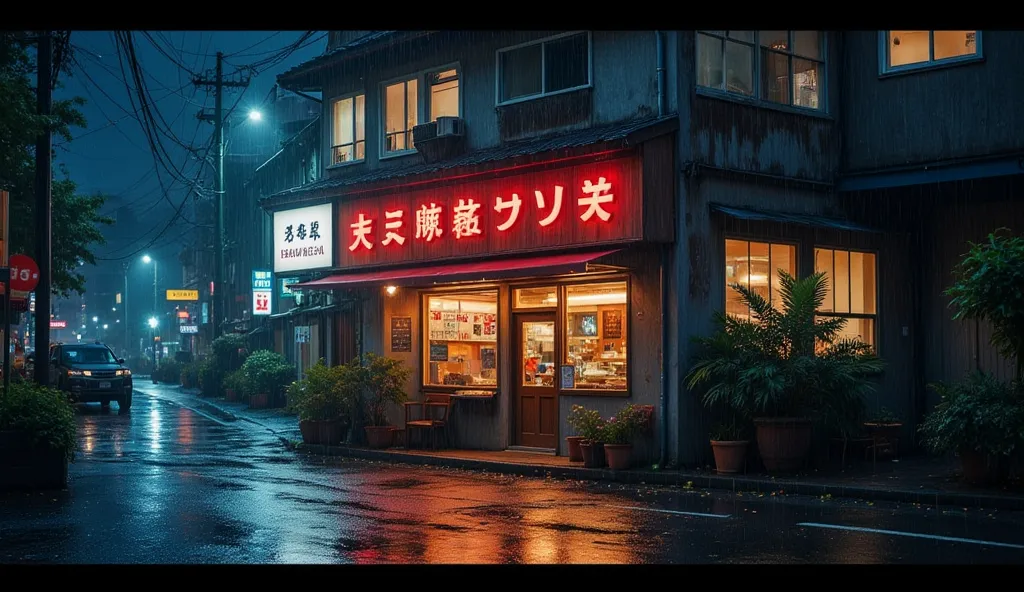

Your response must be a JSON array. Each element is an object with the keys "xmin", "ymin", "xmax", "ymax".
[{"xmin": 49, "ymin": 342, "xmax": 133, "ymax": 410}]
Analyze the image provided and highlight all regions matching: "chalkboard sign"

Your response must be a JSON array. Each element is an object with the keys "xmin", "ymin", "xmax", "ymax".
[
  {"xmin": 481, "ymin": 347, "xmax": 496, "ymax": 370},
  {"xmin": 390, "ymin": 316, "xmax": 412, "ymax": 352},
  {"xmin": 429, "ymin": 341, "xmax": 449, "ymax": 362},
  {"xmin": 603, "ymin": 309, "xmax": 623, "ymax": 339}
]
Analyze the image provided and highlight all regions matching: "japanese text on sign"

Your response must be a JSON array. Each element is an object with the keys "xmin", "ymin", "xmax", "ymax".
[
  {"xmin": 273, "ymin": 204, "xmax": 334, "ymax": 273},
  {"xmin": 253, "ymin": 289, "xmax": 272, "ymax": 316},
  {"xmin": 252, "ymin": 269, "xmax": 273, "ymax": 290},
  {"xmin": 346, "ymin": 177, "xmax": 615, "ymax": 252},
  {"xmin": 334, "ymin": 156, "xmax": 643, "ymax": 269}
]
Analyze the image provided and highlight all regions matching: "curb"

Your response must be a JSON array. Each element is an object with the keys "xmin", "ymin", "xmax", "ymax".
[
  {"xmin": 295, "ymin": 444, "xmax": 1024, "ymax": 512},
  {"xmin": 142, "ymin": 386, "xmax": 301, "ymax": 445}
]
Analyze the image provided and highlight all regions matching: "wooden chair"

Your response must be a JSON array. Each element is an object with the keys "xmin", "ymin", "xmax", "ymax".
[{"xmin": 404, "ymin": 394, "xmax": 453, "ymax": 449}]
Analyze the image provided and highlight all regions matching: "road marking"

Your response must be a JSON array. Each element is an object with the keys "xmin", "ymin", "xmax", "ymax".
[
  {"xmin": 609, "ymin": 505, "xmax": 732, "ymax": 519},
  {"xmin": 797, "ymin": 522, "xmax": 1024, "ymax": 550}
]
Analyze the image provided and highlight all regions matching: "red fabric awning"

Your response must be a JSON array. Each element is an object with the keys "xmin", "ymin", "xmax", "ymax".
[{"xmin": 293, "ymin": 250, "xmax": 620, "ymax": 290}]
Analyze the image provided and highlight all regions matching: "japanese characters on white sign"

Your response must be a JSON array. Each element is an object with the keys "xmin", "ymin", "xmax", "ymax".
[
  {"xmin": 252, "ymin": 289, "xmax": 272, "ymax": 316},
  {"xmin": 273, "ymin": 203, "xmax": 334, "ymax": 273}
]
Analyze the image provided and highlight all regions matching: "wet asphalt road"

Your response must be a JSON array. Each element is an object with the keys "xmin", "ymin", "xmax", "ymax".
[{"xmin": 2, "ymin": 391, "xmax": 1024, "ymax": 564}]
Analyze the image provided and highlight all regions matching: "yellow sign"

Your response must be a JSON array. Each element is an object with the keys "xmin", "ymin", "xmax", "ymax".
[
  {"xmin": 166, "ymin": 289, "xmax": 199, "ymax": 301},
  {"xmin": 116, "ymin": 292, "xmax": 122, "ymax": 304}
]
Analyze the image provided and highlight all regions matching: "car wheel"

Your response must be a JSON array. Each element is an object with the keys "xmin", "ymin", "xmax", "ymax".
[{"xmin": 118, "ymin": 391, "xmax": 133, "ymax": 413}]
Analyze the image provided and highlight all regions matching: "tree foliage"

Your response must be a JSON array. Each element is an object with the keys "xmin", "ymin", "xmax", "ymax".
[{"xmin": 0, "ymin": 32, "xmax": 113, "ymax": 296}]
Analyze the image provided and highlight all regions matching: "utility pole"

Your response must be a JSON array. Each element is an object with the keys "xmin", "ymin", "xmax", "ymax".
[
  {"xmin": 34, "ymin": 31, "xmax": 52, "ymax": 387},
  {"xmin": 193, "ymin": 52, "xmax": 249, "ymax": 340}
]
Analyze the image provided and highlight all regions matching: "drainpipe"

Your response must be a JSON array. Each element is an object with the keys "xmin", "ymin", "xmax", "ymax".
[
  {"xmin": 659, "ymin": 244, "xmax": 670, "ymax": 467},
  {"xmin": 656, "ymin": 31, "xmax": 666, "ymax": 117}
]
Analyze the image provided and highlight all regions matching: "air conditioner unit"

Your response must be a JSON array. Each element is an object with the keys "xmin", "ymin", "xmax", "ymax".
[
  {"xmin": 436, "ymin": 116, "xmax": 465, "ymax": 138},
  {"xmin": 412, "ymin": 121, "xmax": 438, "ymax": 145}
]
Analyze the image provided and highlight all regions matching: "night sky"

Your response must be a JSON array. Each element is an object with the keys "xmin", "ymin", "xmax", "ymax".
[{"xmin": 54, "ymin": 31, "xmax": 324, "ymax": 293}]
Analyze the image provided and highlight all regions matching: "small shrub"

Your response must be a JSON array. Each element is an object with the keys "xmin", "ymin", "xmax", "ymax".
[
  {"xmin": 223, "ymin": 369, "xmax": 247, "ymax": 396},
  {"xmin": 198, "ymin": 358, "xmax": 223, "ymax": 397},
  {"xmin": 360, "ymin": 353, "xmax": 409, "ymax": 427},
  {"xmin": 567, "ymin": 404, "xmax": 606, "ymax": 442},
  {"xmin": 0, "ymin": 381, "xmax": 77, "ymax": 462},
  {"xmin": 919, "ymin": 372, "xmax": 1024, "ymax": 459},
  {"xmin": 242, "ymin": 350, "xmax": 295, "ymax": 398},
  {"xmin": 603, "ymin": 404, "xmax": 646, "ymax": 445},
  {"xmin": 212, "ymin": 334, "xmax": 249, "ymax": 373},
  {"xmin": 287, "ymin": 359, "xmax": 355, "ymax": 421}
]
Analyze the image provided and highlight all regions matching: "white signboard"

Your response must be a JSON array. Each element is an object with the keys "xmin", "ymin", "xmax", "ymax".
[
  {"xmin": 179, "ymin": 325, "xmax": 199, "ymax": 334},
  {"xmin": 273, "ymin": 203, "xmax": 333, "ymax": 273},
  {"xmin": 295, "ymin": 326, "xmax": 310, "ymax": 343},
  {"xmin": 253, "ymin": 289, "xmax": 272, "ymax": 316}
]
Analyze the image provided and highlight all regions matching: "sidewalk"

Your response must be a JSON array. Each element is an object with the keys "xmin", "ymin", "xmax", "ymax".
[{"xmin": 143, "ymin": 384, "xmax": 1024, "ymax": 511}]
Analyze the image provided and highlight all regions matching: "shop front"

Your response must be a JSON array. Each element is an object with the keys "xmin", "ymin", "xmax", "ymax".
[{"xmin": 292, "ymin": 134, "xmax": 675, "ymax": 457}]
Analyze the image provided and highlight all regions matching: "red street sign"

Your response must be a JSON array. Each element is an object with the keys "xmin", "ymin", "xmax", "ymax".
[{"xmin": 9, "ymin": 254, "xmax": 40, "ymax": 293}]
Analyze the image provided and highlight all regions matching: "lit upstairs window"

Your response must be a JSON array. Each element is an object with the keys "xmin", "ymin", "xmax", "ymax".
[{"xmin": 882, "ymin": 31, "xmax": 980, "ymax": 74}]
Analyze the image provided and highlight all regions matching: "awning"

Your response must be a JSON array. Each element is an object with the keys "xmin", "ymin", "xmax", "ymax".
[
  {"xmin": 294, "ymin": 250, "xmax": 620, "ymax": 290},
  {"xmin": 710, "ymin": 203, "xmax": 879, "ymax": 233}
]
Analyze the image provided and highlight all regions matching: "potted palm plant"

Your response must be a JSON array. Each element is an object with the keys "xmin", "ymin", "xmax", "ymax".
[
  {"xmin": 359, "ymin": 353, "xmax": 410, "ymax": 449},
  {"xmin": 687, "ymin": 270, "xmax": 884, "ymax": 472},
  {"xmin": 602, "ymin": 404, "xmax": 645, "ymax": 470}
]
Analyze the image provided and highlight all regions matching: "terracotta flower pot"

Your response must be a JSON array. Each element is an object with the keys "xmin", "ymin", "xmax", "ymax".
[
  {"xmin": 579, "ymin": 440, "xmax": 606, "ymax": 468},
  {"xmin": 249, "ymin": 392, "xmax": 270, "ymax": 409},
  {"xmin": 755, "ymin": 417, "xmax": 812, "ymax": 472},
  {"xmin": 959, "ymin": 448, "xmax": 1011, "ymax": 485},
  {"xmin": 565, "ymin": 436, "xmax": 585, "ymax": 462},
  {"xmin": 711, "ymin": 440, "xmax": 749, "ymax": 474},
  {"xmin": 300, "ymin": 419, "xmax": 347, "ymax": 446},
  {"xmin": 365, "ymin": 426, "xmax": 395, "ymax": 449},
  {"xmin": 603, "ymin": 443, "xmax": 633, "ymax": 470}
]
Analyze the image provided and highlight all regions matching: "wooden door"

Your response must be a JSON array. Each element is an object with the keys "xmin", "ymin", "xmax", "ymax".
[{"xmin": 514, "ymin": 313, "xmax": 558, "ymax": 449}]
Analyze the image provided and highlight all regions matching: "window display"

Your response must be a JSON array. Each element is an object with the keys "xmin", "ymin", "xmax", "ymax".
[
  {"xmin": 424, "ymin": 291, "xmax": 498, "ymax": 387},
  {"xmin": 815, "ymin": 247, "xmax": 877, "ymax": 348},
  {"xmin": 563, "ymin": 280, "xmax": 628, "ymax": 391},
  {"xmin": 725, "ymin": 239, "xmax": 796, "ymax": 319}
]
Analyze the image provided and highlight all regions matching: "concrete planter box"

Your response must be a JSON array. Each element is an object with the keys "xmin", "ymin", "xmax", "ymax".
[{"xmin": 0, "ymin": 430, "xmax": 69, "ymax": 491}]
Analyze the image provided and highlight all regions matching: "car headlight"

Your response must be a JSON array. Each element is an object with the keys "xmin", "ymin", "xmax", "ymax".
[
  {"xmin": 116, "ymin": 370, "xmax": 125, "ymax": 376},
  {"xmin": 68, "ymin": 369, "xmax": 84, "ymax": 376},
  {"xmin": 83, "ymin": 370, "xmax": 92, "ymax": 377}
]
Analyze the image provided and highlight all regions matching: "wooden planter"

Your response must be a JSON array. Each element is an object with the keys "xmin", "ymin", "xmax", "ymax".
[
  {"xmin": 711, "ymin": 440, "xmax": 749, "ymax": 474},
  {"xmin": 0, "ymin": 431, "xmax": 69, "ymax": 491},
  {"xmin": 603, "ymin": 443, "xmax": 633, "ymax": 470},
  {"xmin": 565, "ymin": 436, "xmax": 585, "ymax": 462},
  {"xmin": 300, "ymin": 419, "xmax": 348, "ymax": 446},
  {"xmin": 579, "ymin": 440, "xmax": 606, "ymax": 468},
  {"xmin": 365, "ymin": 426, "xmax": 395, "ymax": 449},
  {"xmin": 249, "ymin": 392, "xmax": 271, "ymax": 409},
  {"xmin": 755, "ymin": 417, "xmax": 813, "ymax": 472}
]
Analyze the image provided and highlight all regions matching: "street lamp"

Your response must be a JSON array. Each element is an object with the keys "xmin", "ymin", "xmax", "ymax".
[
  {"xmin": 248, "ymin": 109, "xmax": 262, "ymax": 122},
  {"xmin": 124, "ymin": 254, "xmax": 156, "ymax": 363},
  {"xmin": 148, "ymin": 317, "xmax": 158, "ymax": 329},
  {"xmin": 148, "ymin": 316, "xmax": 159, "ymax": 375},
  {"xmin": 103, "ymin": 324, "xmax": 109, "ymax": 330},
  {"xmin": 92, "ymin": 316, "xmax": 98, "ymax": 323}
]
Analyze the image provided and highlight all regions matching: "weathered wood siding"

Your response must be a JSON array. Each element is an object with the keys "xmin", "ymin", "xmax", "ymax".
[
  {"xmin": 318, "ymin": 31, "xmax": 678, "ymax": 178},
  {"xmin": 841, "ymin": 31, "xmax": 1024, "ymax": 172}
]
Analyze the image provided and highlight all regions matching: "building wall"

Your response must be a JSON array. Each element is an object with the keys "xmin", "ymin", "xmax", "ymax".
[
  {"xmin": 319, "ymin": 30, "xmax": 677, "ymax": 177},
  {"xmin": 841, "ymin": 30, "xmax": 1024, "ymax": 172}
]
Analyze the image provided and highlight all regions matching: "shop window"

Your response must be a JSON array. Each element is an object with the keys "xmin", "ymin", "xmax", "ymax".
[
  {"xmin": 424, "ymin": 291, "xmax": 498, "ymax": 388},
  {"xmin": 513, "ymin": 286, "xmax": 557, "ymax": 309},
  {"xmin": 724, "ymin": 239, "xmax": 797, "ymax": 319},
  {"xmin": 563, "ymin": 280, "xmax": 628, "ymax": 392},
  {"xmin": 814, "ymin": 248, "xmax": 877, "ymax": 348},
  {"xmin": 697, "ymin": 30, "xmax": 824, "ymax": 110},
  {"xmin": 882, "ymin": 31, "xmax": 979, "ymax": 73}
]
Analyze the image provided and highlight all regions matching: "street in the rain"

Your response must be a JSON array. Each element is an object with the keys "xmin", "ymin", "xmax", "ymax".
[{"xmin": 1, "ymin": 389, "xmax": 1023, "ymax": 564}]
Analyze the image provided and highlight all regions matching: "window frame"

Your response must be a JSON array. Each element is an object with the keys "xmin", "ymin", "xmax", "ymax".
[
  {"xmin": 813, "ymin": 245, "xmax": 880, "ymax": 352},
  {"xmin": 327, "ymin": 90, "xmax": 366, "ymax": 169},
  {"xmin": 695, "ymin": 30, "xmax": 829, "ymax": 116},
  {"xmin": 378, "ymin": 62, "xmax": 463, "ymax": 161},
  {"xmin": 419, "ymin": 286, "xmax": 501, "ymax": 393},
  {"xmin": 722, "ymin": 236, "xmax": 800, "ymax": 318},
  {"xmin": 494, "ymin": 31, "xmax": 594, "ymax": 107},
  {"xmin": 878, "ymin": 30, "xmax": 983, "ymax": 76}
]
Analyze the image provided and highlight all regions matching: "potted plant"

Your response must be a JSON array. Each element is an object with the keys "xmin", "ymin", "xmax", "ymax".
[
  {"xmin": 709, "ymin": 418, "xmax": 750, "ymax": 475},
  {"xmin": 565, "ymin": 404, "xmax": 593, "ymax": 462},
  {"xmin": 359, "ymin": 353, "xmax": 410, "ymax": 448},
  {"xmin": 568, "ymin": 405, "xmax": 607, "ymax": 468},
  {"xmin": 288, "ymin": 359, "xmax": 354, "ymax": 446},
  {"xmin": 223, "ymin": 369, "xmax": 246, "ymax": 402},
  {"xmin": 920, "ymin": 372, "xmax": 1024, "ymax": 485},
  {"xmin": 0, "ymin": 381, "xmax": 77, "ymax": 490},
  {"xmin": 243, "ymin": 350, "xmax": 295, "ymax": 409},
  {"xmin": 198, "ymin": 358, "xmax": 223, "ymax": 398},
  {"xmin": 863, "ymin": 407, "xmax": 903, "ymax": 453},
  {"xmin": 687, "ymin": 270, "xmax": 883, "ymax": 472},
  {"xmin": 603, "ymin": 404, "xmax": 645, "ymax": 470}
]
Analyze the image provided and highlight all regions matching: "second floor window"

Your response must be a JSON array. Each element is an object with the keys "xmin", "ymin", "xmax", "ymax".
[
  {"xmin": 429, "ymin": 68, "xmax": 459, "ymax": 121},
  {"xmin": 498, "ymin": 32, "xmax": 590, "ymax": 104},
  {"xmin": 883, "ymin": 31, "xmax": 979, "ymax": 73},
  {"xmin": 331, "ymin": 93, "xmax": 365, "ymax": 165},
  {"xmin": 383, "ymin": 78, "xmax": 418, "ymax": 154},
  {"xmin": 697, "ymin": 31, "xmax": 824, "ymax": 111}
]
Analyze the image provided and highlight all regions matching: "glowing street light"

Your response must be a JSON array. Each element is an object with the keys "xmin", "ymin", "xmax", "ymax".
[
  {"xmin": 248, "ymin": 109, "xmax": 262, "ymax": 122},
  {"xmin": 103, "ymin": 324, "xmax": 109, "ymax": 330},
  {"xmin": 142, "ymin": 254, "xmax": 152, "ymax": 264},
  {"xmin": 147, "ymin": 317, "xmax": 158, "ymax": 329},
  {"xmin": 92, "ymin": 316, "xmax": 98, "ymax": 323}
]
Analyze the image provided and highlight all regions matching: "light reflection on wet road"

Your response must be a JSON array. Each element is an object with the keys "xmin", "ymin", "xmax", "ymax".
[{"xmin": 2, "ymin": 392, "xmax": 1023, "ymax": 564}]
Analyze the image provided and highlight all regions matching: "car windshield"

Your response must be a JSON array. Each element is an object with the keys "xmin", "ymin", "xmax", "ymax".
[{"xmin": 62, "ymin": 347, "xmax": 117, "ymax": 365}]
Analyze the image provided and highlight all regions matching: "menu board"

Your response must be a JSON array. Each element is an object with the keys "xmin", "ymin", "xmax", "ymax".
[
  {"xmin": 390, "ymin": 316, "xmax": 412, "ymax": 352},
  {"xmin": 429, "ymin": 341, "xmax": 449, "ymax": 362},
  {"xmin": 603, "ymin": 309, "xmax": 623, "ymax": 339},
  {"xmin": 428, "ymin": 309, "xmax": 496, "ymax": 342},
  {"xmin": 481, "ymin": 347, "xmax": 496, "ymax": 370}
]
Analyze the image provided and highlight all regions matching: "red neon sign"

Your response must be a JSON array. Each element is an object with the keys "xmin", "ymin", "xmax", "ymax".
[{"xmin": 335, "ymin": 156, "xmax": 642, "ymax": 268}]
